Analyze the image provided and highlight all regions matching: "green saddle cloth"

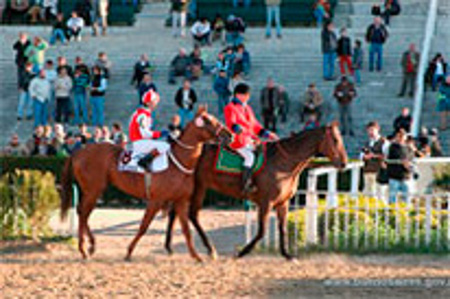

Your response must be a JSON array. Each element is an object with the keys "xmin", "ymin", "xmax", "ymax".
[{"xmin": 215, "ymin": 146, "xmax": 266, "ymax": 174}]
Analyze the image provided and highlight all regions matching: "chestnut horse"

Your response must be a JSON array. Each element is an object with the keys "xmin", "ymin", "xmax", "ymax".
[
  {"xmin": 165, "ymin": 122, "xmax": 348, "ymax": 260},
  {"xmin": 60, "ymin": 107, "xmax": 232, "ymax": 261}
]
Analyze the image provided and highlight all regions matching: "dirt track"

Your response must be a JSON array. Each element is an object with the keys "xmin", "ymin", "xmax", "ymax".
[{"xmin": 1, "ymin": 209, "xmax": 450, "ymax": 298}]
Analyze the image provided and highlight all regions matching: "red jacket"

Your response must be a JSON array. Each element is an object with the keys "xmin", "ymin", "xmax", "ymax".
[
  {"xmin": 224, "ymin": 98, "xmax": 268, "ymax": 149},
  {"xmin": 128, "ymin": 108, "xmax": 161, "ymax": 142}
]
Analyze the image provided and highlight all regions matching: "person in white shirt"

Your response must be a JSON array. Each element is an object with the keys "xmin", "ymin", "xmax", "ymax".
[
  {"xmin": 54, "ymin": 68, "xmax": 73, "ymax": 124},
  {"xmin": 191, "ymin": 17, "xmax": 211, "ymax": 46},
  {"xmin": 67, "ymin": 11, "xmax": 85, "ymax": 41},
  {"xmin": 29, "ymin": 69, "xmax": 51, "ymax": 127},
  {"xmin": 360, "ymin": 121, "xmax": 390, "ymax": 202}
]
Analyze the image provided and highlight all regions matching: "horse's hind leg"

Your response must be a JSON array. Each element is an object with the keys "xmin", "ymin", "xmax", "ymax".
[
  {"xmin": 175, "ymin": 200, "xmax": 203, "ymax": 263},
  {"xmin": 78, "ymin": 193, "xmax": 99, "ymax": 258},
  {"xmin": 125, "ymin": 201, "xmax": 161, "ymax": 261},
  {"xmin": 237, "ymin": 201, "xmax": 271, "ymax": 258}
]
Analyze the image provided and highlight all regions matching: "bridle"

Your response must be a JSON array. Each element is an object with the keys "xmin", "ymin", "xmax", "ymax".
[{"xmin": 168, "ymin": 117, "xmax": 228, "ymax": 175}]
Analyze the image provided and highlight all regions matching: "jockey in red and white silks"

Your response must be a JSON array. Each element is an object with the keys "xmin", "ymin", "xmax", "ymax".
[
  {"xmin": 128, "ymin": 90, "xmax": 169, "ymax": 169},
  {"xmin": 224, "ymin": 83, "xmax": 277, "ymax": 192}
]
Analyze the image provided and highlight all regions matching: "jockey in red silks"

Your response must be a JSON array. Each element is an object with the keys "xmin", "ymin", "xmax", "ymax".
[
  {"xmin": 128, "ymin": 90, "xmax": 169, "ymax": 169},
  {"xmin": 224, "ymin": 83, "xmax": 278, "ymax": 193}
]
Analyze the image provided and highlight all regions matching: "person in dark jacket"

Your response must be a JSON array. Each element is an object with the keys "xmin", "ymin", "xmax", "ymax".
[
  {"xmin": 260, "ymin": 77, "xmax": 281, "ymax": 132},
  {"xmin": 213, "ymin": 69, "xmax": 231, "ymax": 116},
  {"xmin": 366, "ymin": 16, "xmax": 389, "ymax": 72},
  {"xmin": 168, "ymin": 48, "xmax": 191, "ymax": 84},
  {"xmin": 131, "ymin": 54, "xmax": 153, "ymax": 88},
  {"xmin": 382, "ymin": 0, "xmax": 401, "ymax": 26},
  {"xmin": 426, "ymin": 53, "xmax": 448, "ymax": 91},
  {"xmin": 398, "ymin": 43, "xmax": 420, "ymax": 97},
  {"xmin": 49, "ymin": 13, "xmax": 68, "ymax": 45},
  {"xmin": 387, "ymin": 129, "xmax": 414, "ymax": 204},
  {"xmin": 321, "ymin": 21, "xmax": 338, "ymax": 80},
  {"xmin": 13, "ymin": 32, "xmax": 31, "ymax": 85},
  {"xmin": 334, "ymin": 76, "xmax": 357, "ymax": 136},
  {"xmin": 337, "ymin": 27, "xmax": 353, "ymax": 76},
  {"xmin": 393, "ymin": 107, "xmax": 412, "ymax": 133},
  {"xmin": 353, "ymin": 39, "xmax": 364, "ymax": 84},
  {"xmin": 174, "ymin": 79, "xmax": 197, "ymax": 127},
  {"xmin": 90, "ymin": 66, "xmax": 108, "ymax": 127},
  {"xmin": 138, "ymin": 73, "xmax": 158, "ymax": 105},
  {"xmin": 17, "ymin": 62, "xmax": 35, "ymax": 121}
]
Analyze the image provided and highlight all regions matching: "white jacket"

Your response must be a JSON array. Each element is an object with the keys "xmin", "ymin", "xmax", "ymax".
[
  {"xmin": 54, "ymin": 75, "xmax": 73, "ymax": 98},
  {"xmin": 29, "ymin": 77, "xmax": 51, "ymax": 103}
]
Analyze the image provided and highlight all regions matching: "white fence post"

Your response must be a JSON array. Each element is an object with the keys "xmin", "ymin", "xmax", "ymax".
[
  {"xmin": 327, "ymin": 169, "xmax": 338, "ymax": 208},
  {"xmin": 306, "ymin": 172, "xmax": 318, "ymax": 245},
  {"xmin": 71, "ymin": 184, "xmax": 79, "ymax": 237},
  {"xmin": 350, "ymin": 166, "xmax": 360, "ymax": 199}
]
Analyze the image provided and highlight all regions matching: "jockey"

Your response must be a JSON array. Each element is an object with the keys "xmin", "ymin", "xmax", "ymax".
[
  {"xmin": 128, "ymin": 90, "xmax": 169, "ymax": 170},
  {"xmin": 224, "ymin": 83, "xmax": 278, "ymax": 193}
]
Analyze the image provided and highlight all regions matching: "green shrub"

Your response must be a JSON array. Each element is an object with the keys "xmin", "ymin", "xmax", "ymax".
[
  {"xmin": 433, "ymin": 163, "xmax": 450, "ymax": 191},
  {"xmin": 0, "ymin": 170, "xmax": 59, "ymax": 240}
]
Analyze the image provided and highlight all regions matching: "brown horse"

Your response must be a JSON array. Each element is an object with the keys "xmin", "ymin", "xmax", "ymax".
[
  {"xmin": 60, "ymin": 106, "xmax": 232, "ymax": 261},
  {"xmin": 165, "ymin": 122, "xmax": 348, "ymax": 260}
]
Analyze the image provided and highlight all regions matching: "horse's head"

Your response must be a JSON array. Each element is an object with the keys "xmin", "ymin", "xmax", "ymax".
[
  {"xmin": 185, "ymin": 105, "xmax": 233, "ymax": 146},
  {"xmin": 318, "ymin": 122, "xmax": 348, "ymax": 170}
]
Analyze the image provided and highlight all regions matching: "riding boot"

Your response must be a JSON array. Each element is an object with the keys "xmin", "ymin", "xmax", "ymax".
[
  {"xmin": 137, "ymin": 150, "xmax": 158, "ymax": 171},
  {"xmin": 241, "ymin": 166, "xmax": 254, "ymax": 194}
]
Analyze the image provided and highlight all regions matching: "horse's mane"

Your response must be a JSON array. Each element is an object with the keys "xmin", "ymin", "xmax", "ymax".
[{"xmin": 266, "ymin": 127, "xmax": 326, "ymax": 159}]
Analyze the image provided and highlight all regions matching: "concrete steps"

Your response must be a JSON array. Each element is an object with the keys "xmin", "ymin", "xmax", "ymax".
[{"xmin": 0, "ymin": 0, "xmax": 444, "ymax": 157}]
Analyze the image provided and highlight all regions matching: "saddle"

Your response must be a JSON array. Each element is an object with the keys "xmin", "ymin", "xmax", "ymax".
[
  {"xmin": 118, "ymin": 146, "xmax": 169, "ymax": 174},
  {"xmin": 214, "ymin": 144, "xmax": 266, "ymax": 175}
]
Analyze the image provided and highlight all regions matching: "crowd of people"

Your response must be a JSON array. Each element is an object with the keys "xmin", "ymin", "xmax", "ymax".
[{"xmin": 4, "ymin": 0, "xmax": 448, "ymax": 174}]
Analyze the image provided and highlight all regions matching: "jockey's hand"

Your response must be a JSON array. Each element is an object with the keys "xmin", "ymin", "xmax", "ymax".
[
  {"xmin": 160, "ymin": 130, "xmax": 170, "ymax": 139},
  {"xmin": 268, "ymin": 132, "xmax": 279, "ymax": 141}
]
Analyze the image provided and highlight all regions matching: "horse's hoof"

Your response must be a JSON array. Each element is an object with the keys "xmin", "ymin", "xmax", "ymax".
[
  {"xmin": 88, "ymin": 246, "xmax": 96, "ymax": 256},
  {"xmin": 124, "ymin": 256, "xmax": 132, "ymax": 262},
  {"xmin": 210, "ymin": 251, "xmax": 218, "ymax": 261},
  {"xmin": 193, "ymin": 256, "xmax": 204, "ymax": 263}
]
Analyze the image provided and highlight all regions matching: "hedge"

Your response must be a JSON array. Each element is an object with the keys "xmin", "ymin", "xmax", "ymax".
[{"xmin": 0, "ymin": 156, "xmax": 362, "ymax": 208}]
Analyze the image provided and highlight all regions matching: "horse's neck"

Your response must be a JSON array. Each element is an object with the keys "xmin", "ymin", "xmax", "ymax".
[
  {"xmin": 274, "ymin": 131, "xmax": 322, "ymax": 175},
  {"xmin": 171, "ymin": 130, "xmax": 203, "ymax": 171}
]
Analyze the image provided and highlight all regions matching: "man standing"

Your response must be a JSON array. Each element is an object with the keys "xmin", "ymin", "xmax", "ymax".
[
  {"xmin": 131, "ymin": 54, "xmax": 153, "ymax": 88},
  {"xmin": 54, "ymin": 68, "xmax": 73, "ymax": 124},
  {"xmin": 29, "ymin": 69, "xmax": 51, "ymax": 127},
  {"xmin": 265, "ymin": 0, "xmax": 282, "ymax": 39},
  {"xmin": 260, "ymin": 77, "xmax": 281, "ymax": 132},
  {"xmin": 321, "ymin": 22, "xmax": 338, "ymax": 80},
  {"xmin": 73, "ymin": 68, "xmax": 90, "ymax": 125},
  {"xmin": 366, "ymin": 16, "xmax": 389, "ymax": 72},
  {"xmin": 90, "ymin": 66, "xmax": 108, "ymax": 127},
  {"xmin": 213, "ymin": 69, "xmax": 231, "ymax": 116},
  {"xmin": 301, "ymin": 83, "xmax": 323, "ymax": 122},
  {"xmin": 398, "ymin": 43, "xmax": 420, "ymax": 98},
  {"xmin": 360, "ymin": 121, "xmax": 390, "ymax": 201},
  {"xmin": 24, "ymin": 36, "xmax": 49, "ymax": 73},
  {"xmin": 334, "ymin": 76, "xmax": 357, "ymax": 136},
  {"xmin": 171, "ymin": 0, "xmax": 188, "ymax": 38},
  {"xmin": 386, "ymin": 129, "xmax": 414, "ymax": 204},
  {"xmin": 13, "ymin": 32, "xmax": 31, "ymax": 85},
  {"xmin": 174, "ymin": 79, "xmax": 197, "ymax": 127},
  {"xmin": 17, "ymin": 62, "xmax": 35, "ymax": 121}
]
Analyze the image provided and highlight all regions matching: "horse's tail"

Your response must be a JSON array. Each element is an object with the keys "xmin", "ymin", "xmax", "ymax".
[{"xmin": 61, "ymin": 155, "xmax": 75, "ymax": 221}]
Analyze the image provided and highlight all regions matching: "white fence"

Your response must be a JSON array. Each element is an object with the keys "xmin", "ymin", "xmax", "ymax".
[{"xmin": 245, "ymin": 159, "xmax": 450, "ymax": 253}]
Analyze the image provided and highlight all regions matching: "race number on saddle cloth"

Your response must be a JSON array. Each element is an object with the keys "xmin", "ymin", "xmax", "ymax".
[{"xmin": 119, "ymin": 90, "xmax": 170, "ymax": 173}]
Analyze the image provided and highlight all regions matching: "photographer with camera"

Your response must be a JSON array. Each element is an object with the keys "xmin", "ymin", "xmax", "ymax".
[{"xmin": 360, "ymin": 121, "xmax": 390, "ymax": 202}]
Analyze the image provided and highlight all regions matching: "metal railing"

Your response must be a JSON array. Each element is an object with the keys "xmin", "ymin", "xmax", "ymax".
[{"xmin": 411, "ymin": 0, "xmax": 440, "ymax": 136}]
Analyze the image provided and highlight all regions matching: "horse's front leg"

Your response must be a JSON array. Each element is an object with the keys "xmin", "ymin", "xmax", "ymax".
[
  {"xmin": 276, "ymin": 202, "xmax": 294, "ymax": 260},
  {"xmin": 237, "ymin": 201, "xmax": 271, "ymax": 258},
  {"xmin": 175, "ymin": 200, "xmax": 203, "ymax": 263},
  {"xmin": 125, "ymin": 201, "xmax": 161, "ymax": 261}
]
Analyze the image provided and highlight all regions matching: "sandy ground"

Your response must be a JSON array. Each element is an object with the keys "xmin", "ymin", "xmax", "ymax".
[{"xmin": 1, "ymin": 209, "xmax": 450, "ymax": 298}]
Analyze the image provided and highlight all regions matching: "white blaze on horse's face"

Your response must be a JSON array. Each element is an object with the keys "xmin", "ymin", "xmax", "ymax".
[{"xmin": 195, "ymin": 117, "xmax": 205, "ymax": 127}]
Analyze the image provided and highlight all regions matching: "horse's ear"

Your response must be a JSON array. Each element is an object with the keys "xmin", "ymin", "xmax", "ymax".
[
  {"xmin": 196, "ymin": 105, "xmax": 207, "ymax": 116},
  {"xmin": 326, "ymin": 120, "xmax": 340, "ymax": 128}
]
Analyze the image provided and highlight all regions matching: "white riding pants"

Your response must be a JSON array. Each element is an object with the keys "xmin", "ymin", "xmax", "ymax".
[
  {"xmin": 235, "ymin": 144, "xmax": 255, "ymax": 168},
  {"xmin": 131, "ymin": 139, "xmax": 170, "ymax": 156}
]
